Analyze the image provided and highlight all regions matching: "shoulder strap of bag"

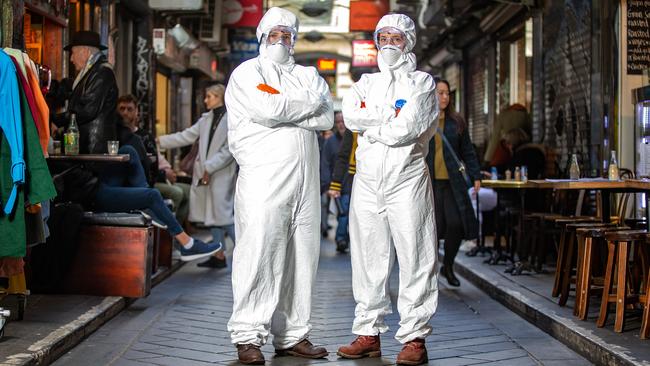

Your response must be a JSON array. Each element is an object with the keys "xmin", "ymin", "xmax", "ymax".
[{"xmin": 437, "ymin": 127, "xmax": 464, "ymax": 170}]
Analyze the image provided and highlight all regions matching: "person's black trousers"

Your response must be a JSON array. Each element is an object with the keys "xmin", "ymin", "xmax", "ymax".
[{"xmin": 433, "ymin": 180, "xmax": 464, "ymax": 267}]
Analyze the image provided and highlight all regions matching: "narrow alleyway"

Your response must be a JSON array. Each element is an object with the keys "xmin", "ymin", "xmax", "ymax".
[{"xmin": 54, "ymin": 238, "xmax": 590, "ymax": 366}]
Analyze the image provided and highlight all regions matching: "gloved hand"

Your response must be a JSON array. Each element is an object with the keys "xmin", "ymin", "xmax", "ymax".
[{"xmin": 314, "ymin": 95, "xmax": 331, "ymax": 116}]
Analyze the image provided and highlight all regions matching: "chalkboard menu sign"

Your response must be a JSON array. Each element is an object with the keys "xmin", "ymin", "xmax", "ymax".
[{"xmin": 627, "ymin": 0, "xmax": 650, "ymax": 75}]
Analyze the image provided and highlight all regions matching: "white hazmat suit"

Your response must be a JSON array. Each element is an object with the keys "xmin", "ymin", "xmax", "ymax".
[
  {"xmin": 225, "ymin": 7, "xmax": 334, "ymax": 348},
  {"xmin": 342, "ymin": 14, "xmax": 439, "ymax": 343}
]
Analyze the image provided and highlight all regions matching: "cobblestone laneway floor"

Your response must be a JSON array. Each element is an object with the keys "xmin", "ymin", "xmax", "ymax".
[{"xmin": 54, "ymin": 239, "xmax": 591, "ymax": 366}]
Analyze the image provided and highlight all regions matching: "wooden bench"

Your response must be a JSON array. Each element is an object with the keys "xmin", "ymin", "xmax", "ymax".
[{"xmin": 63, "ymin": 213, "xmax": 157, "ymax": 298}]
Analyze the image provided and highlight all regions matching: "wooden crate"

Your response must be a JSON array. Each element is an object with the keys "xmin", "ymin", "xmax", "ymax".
[{"xmin": 64, "ymin": 225, "xmax": 153, "ymax": 298}]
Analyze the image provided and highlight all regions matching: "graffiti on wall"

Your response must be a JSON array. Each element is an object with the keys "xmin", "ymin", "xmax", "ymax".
[
  {"xmin": 135, "ymin": 35, "xmax": 151, "ymax": 130},
  {"xmin": 542, "ymin": 0, "xmax": 592, "ymax": 174}
]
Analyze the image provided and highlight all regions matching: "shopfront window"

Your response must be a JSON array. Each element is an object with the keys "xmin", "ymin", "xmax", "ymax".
[{"xmin": 496, "ymin": 18, "xmax": 533, "ymax": 114}]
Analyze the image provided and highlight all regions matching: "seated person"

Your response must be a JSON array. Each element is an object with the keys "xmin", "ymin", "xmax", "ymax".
[
  {"xmin": 504, "ymin": 128, "xmax": 545, "ymax": 181},
  {"xmin": 93, "ymin": 144, "xmax": 219, "ymax": 262}
]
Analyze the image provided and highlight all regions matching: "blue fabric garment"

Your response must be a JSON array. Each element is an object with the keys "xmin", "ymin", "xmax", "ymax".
[
  {"xmin": 94, "ymin": 145, "xmax": 184, "ymax": 235},
  {"xmin": 319, "ymin": 133, "xmax": 343, "ymax": 193},
  {"xmin": 0, "ymin": 49, "xmax": 25, "ymax": 215},
  {"xmin": 335, "ymin": 193, "xmax": 350, "ymax": 243},
  {"xmin": 210, "ymin": 224, "xmax": 236, "ymax": 249}
]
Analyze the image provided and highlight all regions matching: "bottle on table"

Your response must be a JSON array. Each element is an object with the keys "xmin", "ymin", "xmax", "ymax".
[
  {"xmin": 608, "ymin": 150, "xmax": 619, "ymax": 181},
  {"xmin": 514, "ymin": 166, "xmax": 521, "ymax": 181},
  {"xmin": 505, "ymin": 169, "xmax": 512, "ymax": 181},
  {"xmin": 569, "ymin": 153, "xmax": 580, "ymax": 180},
  {"xmin": 64, "ymin": 113, "xmax": 79, "ymax": 155},
  {"xmin": 490, "ymin": 166, "xmax": 498, "ymax": 180},
  {"xmin": 521, "ymin": 166, "xmax": 528, "ymax": 182}
]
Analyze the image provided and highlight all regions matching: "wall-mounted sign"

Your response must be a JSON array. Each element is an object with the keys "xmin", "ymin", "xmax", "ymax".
[
  {"xmin": 223, "ymin": 0, "xmax": 263, "ymax": 28},
  {"xmin": 351, "ymin": 40, "xmax": 377, "ymax": 67},
  {"xmin": 349, "ymin": 0, "xmax": 389, "ymax": 32},
  {"xmin": 317, "ymin": 58, "xmax": 337, "ymax": 71},
  {"xmin": 149, "ymin": 0, "xmax": 204, "ymax": 10},
  {"xmin": 229, "ymin": 35, "xmax": 259, "ymax": 61},
  {"xmin": 627, "ymin": 0, "xmax": 650, "ymax": 75},
  {"xmin": 153, "ymin": 28, "xmax": 166, "ymax": 55}
]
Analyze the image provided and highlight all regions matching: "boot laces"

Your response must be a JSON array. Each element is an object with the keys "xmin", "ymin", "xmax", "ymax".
[
  {"xmin": 353, "ymin": 335, "xmax": 377, "ymax": 345},
  {"xmin": 403, "ymin": 340, "xmax": 425, "ymax": 351}
]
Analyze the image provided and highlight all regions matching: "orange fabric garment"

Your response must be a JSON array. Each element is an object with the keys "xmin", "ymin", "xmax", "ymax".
[
  {"xmin": 257, "ymin": 83, "xmax": 280, "ymax": 94},
  {"xmin": 24, "ymin": 61, "xmax": 50, "ymax": 154},
  {"xmin": 0, "ymin": 257, "xmax": 24, "ymax": 277}
]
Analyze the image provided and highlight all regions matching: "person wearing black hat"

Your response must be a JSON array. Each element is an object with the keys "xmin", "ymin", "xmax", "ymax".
[{"xmin": 54, "ymin": 30, "xmax": 118, "ymax": 154}]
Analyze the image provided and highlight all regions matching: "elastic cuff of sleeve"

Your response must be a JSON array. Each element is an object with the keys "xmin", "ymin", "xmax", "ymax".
[
  {"xmin": 329, "ymin": 182, "xmax": 342, "ymax": 191},
  {"xmin": 11, "ymin": 161, "xmax": 25, "ymax": 185}
]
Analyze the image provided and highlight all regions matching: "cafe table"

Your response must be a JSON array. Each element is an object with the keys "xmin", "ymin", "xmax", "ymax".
[
  {"xmin": 481, "ymin": 178, "xmax": 650, "ymax": 274},
  {"xmin": 480, "ymin": 180, "xmax": 539, "ymax": 266},
  {"xmin": 46, "ymin": 153, "xmax": 130, "ymax": 163}
]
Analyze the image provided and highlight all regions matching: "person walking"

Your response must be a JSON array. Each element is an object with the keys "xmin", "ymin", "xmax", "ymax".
[
  {"xmin": 426, "ymin": 79, "xmax": 481, "ymax": 287},
  {"xmin": 157, "ymin": 84, "xmax": 237, "ymax": 268},
  {"xmin": 224, "ymin": 7, "xmax": 333, "ymax": 365},
  {"xmin": 337, "ymin": 14, "xmax": 439, "ymax": 366},
  {"xmin": 320, "ymin": 112, "xmax": 350, "ymax": 252}
]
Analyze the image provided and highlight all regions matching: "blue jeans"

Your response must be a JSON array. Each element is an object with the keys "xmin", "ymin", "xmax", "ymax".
[
  {"xmin": 94, "ymin": 145, "xmax": 184, "ymax": 235},
  {"xmin": 210, "ymin": 224, "xmax": 236, "ymax": 249},
  {"xmin": 335, "ymin": 194, "xmax": 351, "ymax": 243}
]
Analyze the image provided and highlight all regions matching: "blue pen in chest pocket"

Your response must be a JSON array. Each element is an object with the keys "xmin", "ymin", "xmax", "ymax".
[{"xmin": 394, "ymin": 99, "xmax": 407, "ymax": 117}]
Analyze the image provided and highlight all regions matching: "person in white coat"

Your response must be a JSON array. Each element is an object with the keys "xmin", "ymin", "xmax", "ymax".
[
  {"xmin": 157, "ymin": 84, "xmax": 237, "ymax": 268},
  {"xmin": 337, "ymin": 14, "xmax": 439, "ymax": 366},
  {"xmin": 224, "ymin": 7, "xmax": 333, "ymax": 365}
]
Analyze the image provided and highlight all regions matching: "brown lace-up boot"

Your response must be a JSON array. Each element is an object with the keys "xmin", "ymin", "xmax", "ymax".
[
  {"xmin": 236, "ymin": 343, "xmax": 265, "ymax": 365},
  {"xmin": 275, "ymin": 339, "xmax": 328, "ymax": 359},
  {"xmin": 337, "ymin": 335, "xmax": 381, "ymax": 359},
  {"xmin": 396, "ymin": 338, "xmax": 428, "ymax": 365}
]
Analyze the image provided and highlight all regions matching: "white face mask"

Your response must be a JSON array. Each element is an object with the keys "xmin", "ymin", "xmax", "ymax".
[
  {"xmin": 266, "ymin": 43, "xmax": 291, "ymax": 64},
  {"xmin": 380, "ymin": 45, "xmax": 402, "ymax": 66}
]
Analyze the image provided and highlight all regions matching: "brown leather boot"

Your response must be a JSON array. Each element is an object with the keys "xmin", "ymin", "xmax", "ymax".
[
  {"xmin": 236, "ymin": 343, "xmax": 265, "ymax": 365},
  {"xmin": 396, "ymin": 338, "xmax": 428, "ymax": 365},
  {"xmin": 337, "ymin": 335, "xmax": 381, "ymax": 359},
  {"xmin": 275, "ymin": 339, "xmax": 328, "ymax": 359}
]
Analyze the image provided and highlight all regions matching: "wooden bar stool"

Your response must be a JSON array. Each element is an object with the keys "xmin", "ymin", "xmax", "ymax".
[
  {"xmin": 597, "ymin": 230, "xmax": 647, "ymax": 332},
  {"xmin": 551, "ymin": 217, "xmax": 601, "ymax": 298},
  {"xmin": 574, "ymin": 226, "xmax": 629, "ymax": 320},
  {"xmin": 640, "ymin": 233, "xmax": 650, "ymax": 339},
  {"xmin": 556, "ymin": 222, "xmax": 616, "ymax": 307}
]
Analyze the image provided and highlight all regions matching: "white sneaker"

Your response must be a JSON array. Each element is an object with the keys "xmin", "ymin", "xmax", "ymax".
[{"xmin": 459, "ymin": 240, "xmax": 477, "ymax": 252}]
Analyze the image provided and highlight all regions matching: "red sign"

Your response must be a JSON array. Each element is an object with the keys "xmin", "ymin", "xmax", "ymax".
[
  {"xmin": 349, "ymin": 0, "xmax": 389, "ymax": 32},
  {"xmin": 351, "ymin": 40, "xmax": 378, "ymax": 67},
  {"xmin": 317, "ymin": 58, "xmax": 337, "ymax": 71},
  {"xmin": 223, "ymin": 0, "xmax": 263, "ymax": 28}
]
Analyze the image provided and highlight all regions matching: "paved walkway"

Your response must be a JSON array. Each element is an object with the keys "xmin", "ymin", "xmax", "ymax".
[{"xmin": 53, "ymin": 239, "xmax": 590, "ymax": 366}]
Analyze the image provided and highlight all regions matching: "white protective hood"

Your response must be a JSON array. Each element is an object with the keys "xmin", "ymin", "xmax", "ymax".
[
  {"xmin": 375, "ymin": 14, "xmax": 417, "ymax": 73},
  {"xmin": 256, "ymin": 7, "xmax": 299, "ymax": 65}
]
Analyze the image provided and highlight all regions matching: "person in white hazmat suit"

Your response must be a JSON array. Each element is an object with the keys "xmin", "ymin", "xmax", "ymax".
[
  {"xmin": 224, "ymin": 7, "xmax": 334, "ymax": 366},
  {"xmin": 337, "ymin": 14, "xmax": 439, "ymax": 366}
]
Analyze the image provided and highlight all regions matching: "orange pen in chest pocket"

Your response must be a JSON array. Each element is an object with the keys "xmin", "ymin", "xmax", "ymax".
[{"xmin": 257, "ymin": 83, "xmax": 280, "ymax": 94}]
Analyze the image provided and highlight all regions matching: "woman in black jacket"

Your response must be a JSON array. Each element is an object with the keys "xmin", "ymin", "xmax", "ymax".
[{"xmin": 426, "ymin": 79, "xmax": 482, "ymax": 287}]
